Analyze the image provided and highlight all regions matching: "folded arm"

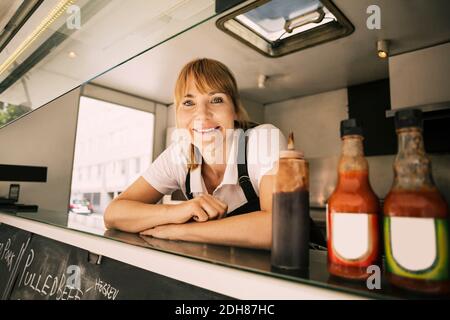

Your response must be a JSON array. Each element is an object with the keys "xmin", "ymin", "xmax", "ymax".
[
  {"xmin": 104, "ymin": 177, "xmax": 228, "ymax": 233},
  {"xmin": 140, "ymin": 174, "xmax": 275, "ymax": 250}
]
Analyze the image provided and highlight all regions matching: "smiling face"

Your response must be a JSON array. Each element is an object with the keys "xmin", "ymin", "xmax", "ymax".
[
  {"xmin": 176, "ymin": 77, "xmax": 236, "ymax": 150},
  {"xmin": 173, "ymin": 58, "xmax": 249, "ymax": 168}
]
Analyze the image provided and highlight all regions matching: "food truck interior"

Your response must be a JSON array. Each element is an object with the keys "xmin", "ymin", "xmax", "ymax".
[{"xmin": 0, "ymin": 0, "xmax": 449, "ymax": 300}]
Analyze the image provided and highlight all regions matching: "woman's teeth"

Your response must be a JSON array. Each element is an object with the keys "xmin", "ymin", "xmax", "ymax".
[{"xmin": 194, "ymin": 126, "xmax": 220, "ymax": 133}]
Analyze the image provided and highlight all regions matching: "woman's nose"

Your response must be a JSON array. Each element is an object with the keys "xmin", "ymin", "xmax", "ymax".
[{"xmin": 194, "ymin": 101, "xmax": 212, "ymax": 118}]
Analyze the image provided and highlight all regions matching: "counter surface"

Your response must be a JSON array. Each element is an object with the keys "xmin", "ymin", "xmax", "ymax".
[{"xmin": 0, "ymin": 210, "xmax": 442, "ymax": 299}]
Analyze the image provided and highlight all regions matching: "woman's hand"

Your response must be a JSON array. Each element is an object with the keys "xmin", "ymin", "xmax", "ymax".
[
  {"xmin": 140, "ymin": 223, "xmax": 184, "ymax": 240},
  {"xmin": 171, "ymin": 194, "xmax": 228, "ymax": 224}
]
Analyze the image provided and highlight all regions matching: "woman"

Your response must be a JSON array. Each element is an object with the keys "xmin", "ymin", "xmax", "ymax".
[{"xmin": 104, "ymin": 58, "xmax": 286, "ymax": 250}]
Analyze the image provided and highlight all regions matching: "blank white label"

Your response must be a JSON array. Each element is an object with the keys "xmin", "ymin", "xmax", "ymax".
[
  {"xmin": 332, "ymin": 213, "xmax": 369, "ymax": 260},
  {"xmin": 390, "ymin": 217, "xmax": 437, "ymax": 271}
]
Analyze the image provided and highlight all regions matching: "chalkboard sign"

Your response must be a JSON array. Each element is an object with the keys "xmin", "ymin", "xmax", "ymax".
[
  {"xmin": 10, "ymin": 233, "xmax": 231, "ymax": 300},
  {"xmin": 0, "ymin": 223, "xmax": 32, "ymax": 300},
  {"xmin": 10, "ymin": 233, "xmax": 78, "ymax": 300}
]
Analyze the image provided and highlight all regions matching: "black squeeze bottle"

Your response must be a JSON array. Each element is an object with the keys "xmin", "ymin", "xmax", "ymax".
[{"xmin": 271, "ymin": 133, "xmax": 310, "ymax": 273}]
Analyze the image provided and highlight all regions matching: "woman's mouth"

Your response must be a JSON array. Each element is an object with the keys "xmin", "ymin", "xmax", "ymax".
[{"xmin": 192, "ymin": 126, "xmax": 221, "ymax": 134}]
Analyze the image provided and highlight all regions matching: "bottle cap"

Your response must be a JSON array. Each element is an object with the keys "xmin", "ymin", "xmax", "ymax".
[
  {"xmin": 395, "ymin": 109, "xmax": 423, "ymax": 129},
  {"xmin": 280, "ymin": 132, "xmax": 304, "ymax": 159},
  {"xmin": 340, "ymin": 118, "xmax": 363, "ymax": 137}
]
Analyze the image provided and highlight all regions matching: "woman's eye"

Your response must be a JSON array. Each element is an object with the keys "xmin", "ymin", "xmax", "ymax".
[
  {"xmin": 182, "ymin": 100, "xmax": 194, "ymax": 107},
  {"xmin": 211, "ymin": 97, "xmax": 223, "ymax": 104}
]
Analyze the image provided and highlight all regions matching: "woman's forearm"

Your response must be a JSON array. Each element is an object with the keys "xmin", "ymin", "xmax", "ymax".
[
  {"xmin": 178, "ymin": 211, "xmax": 272, "ymax": 250},
  {"xmin": 104, "ymin": 200, "xmax": 180, "ymax": 233}
]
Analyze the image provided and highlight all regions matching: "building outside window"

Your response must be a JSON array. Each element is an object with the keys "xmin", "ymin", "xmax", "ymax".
[{"xmin": 70, "ymin": 96, "xmax": 154, "ymax": 214}]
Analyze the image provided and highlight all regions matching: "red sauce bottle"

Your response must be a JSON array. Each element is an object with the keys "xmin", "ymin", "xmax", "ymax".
[
  {"xmin": 327, "ymin": 119, "xmax": 381, "ymax": 280},
  {"xmin": 384, "ymin": 109, "xmax": 449, "ymax": 294}
]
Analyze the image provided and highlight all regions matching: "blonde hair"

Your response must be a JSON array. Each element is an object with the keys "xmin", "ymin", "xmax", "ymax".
[{"xmin": 174, "ymin": 58, "xmax": 250, "ymax": 170}]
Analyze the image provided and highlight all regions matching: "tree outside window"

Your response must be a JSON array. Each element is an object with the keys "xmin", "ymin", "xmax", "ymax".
[{"xmin": 0, "ymin": 103, "xmax": 32, "ymax": 126}]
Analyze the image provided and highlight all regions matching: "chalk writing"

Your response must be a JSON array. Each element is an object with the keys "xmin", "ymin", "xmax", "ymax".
[
  {"xmin": 1, "ymin": 235, "xmax": 30, "ymax": 300},
  {"xmin": 0, "ymin": 239, "xmax": 16, "ymax": 272},
  {"xmin": 16, "ymin": 249, "xmax": 119, "ymax": 300},
  {"xmin": 94, "ymin": 278, "xmax": 120, "ymax": 300}
]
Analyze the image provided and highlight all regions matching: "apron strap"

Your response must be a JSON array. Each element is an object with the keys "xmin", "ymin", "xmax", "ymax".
[
  {"xmin": 236, "ymin": 130, "xmax": 258, "ymax": 203},
  {"xmin": 185, "ymin": 167, "xmax": 194, "ymax": 200},
  {"xmin": 184, "ymin": 129, "xmax": 258, "ymax": 203}
]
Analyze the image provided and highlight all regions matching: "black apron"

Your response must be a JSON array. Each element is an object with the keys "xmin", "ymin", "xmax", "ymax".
[
  {"xmin": 184, "ymin": 129, "xmax": 326, "ymax": 247},
  {"xmin": 184, "ymin": 129, "xmax": 260, "ymax": 216}
]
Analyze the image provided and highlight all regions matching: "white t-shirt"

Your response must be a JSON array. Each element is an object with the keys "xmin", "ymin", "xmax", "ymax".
[{"xmin": 142, "ymin": 124, "xmax": 287, "ymax": 213}]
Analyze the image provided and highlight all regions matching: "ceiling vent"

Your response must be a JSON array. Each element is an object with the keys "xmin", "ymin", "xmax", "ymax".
[{"xmin": 216, "ymin": 0, "xmax": 354, "ymax": 57}]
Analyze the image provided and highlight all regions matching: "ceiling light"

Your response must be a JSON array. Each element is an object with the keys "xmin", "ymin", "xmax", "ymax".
[
  {"xmin": 0, "ymin": 0, "xmax": 76, "ymax": 76},
  {"xmin": 377, "ymin": 40, "xmax": 389, "ymax": 59},
  {"xmin": 68, "ymin": 51, "xmax": 77, "ymax": 58}
]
